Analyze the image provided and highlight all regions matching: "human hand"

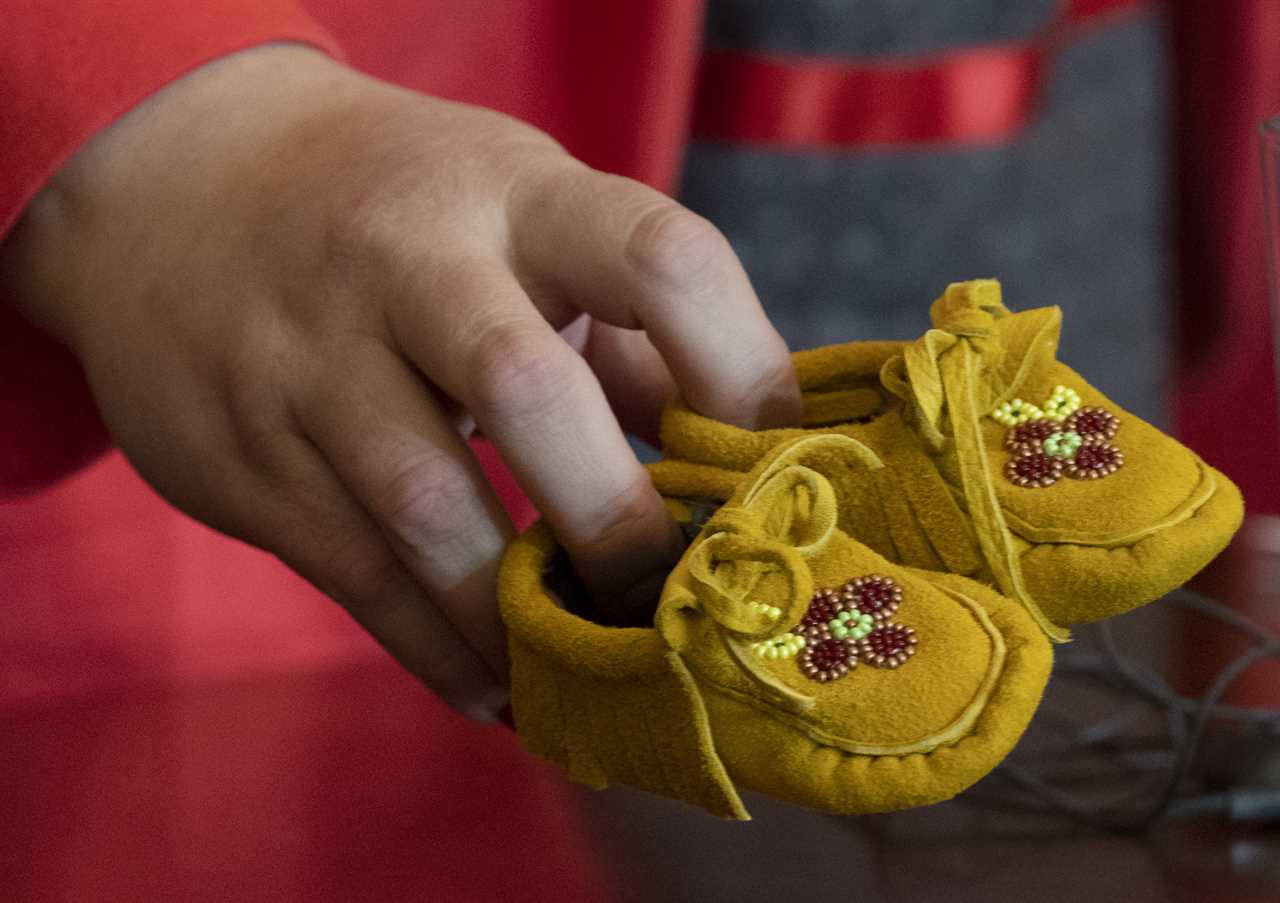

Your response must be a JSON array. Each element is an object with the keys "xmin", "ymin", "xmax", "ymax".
[{"xmin": 0, "ymin": 46, "xmax": 801, "ymax": 718}]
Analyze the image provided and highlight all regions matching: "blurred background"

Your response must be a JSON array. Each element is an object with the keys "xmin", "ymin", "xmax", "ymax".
[{"xmin": 3, "ymin": 1, "xmax": 1280, "ymax": 901}]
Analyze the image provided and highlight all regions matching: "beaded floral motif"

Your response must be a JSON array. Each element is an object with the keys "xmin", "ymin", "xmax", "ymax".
[
  {"xmin": 797, "ymin": 587, "xmax": 844, "ymax": 640},
  {"xmin": 747, "ymin": 601, "xmax": 783, "ymax": 621},
  {"xmin": 1042, "ymin": 431, "xmax": 1082, "ymax": 459},
  {"xmin": 990, "ymin": 387, "xmax": 1125, "ymax": 488},
  {"xmin": 1064, "ymin": 406, "xmax": 1119, "ymax": 441},
  {"xmin": 1004, "ymin": 418, "xmax": 1059, "ymax": 452},
  {"xmin": 1063, "ymin": 440, "xmax": 1125, "ymax": 479},
  {"xmin": 858, "ymin": 624, "xmax": 919, "ymax": 668},
  {"xmin": 1004, "ymin": 450, "xmax": 1063, "ymax": 488},
  {"xmin": 992, "ymin": 385, "xmax": 1081, "ymax": 427},
  {"xmin": 751, "ymin": 633, "xmax": 806, "ymax": 660},
  {"xmin": 786, "ymin": 575, "xmax": 917, "ymax": 683},
  {"xmin": 846, "ymin": 574, "xmax": 902, "ymax": 621},
  {"xmin": 799, "ymin": 638, "xmax": 857, "ymax": 681},
  {"xmin": 829, "ymin": 610, "xmax": 875, "ymax": 641},
  {"xmin": 1042, "ymin": 385, "xmax": 1082, "ymax": 421}
]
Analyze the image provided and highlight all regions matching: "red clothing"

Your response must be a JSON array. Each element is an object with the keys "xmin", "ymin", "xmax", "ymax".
[
  {"xmin": 1, "ymin": 2, "xmax": 703, "ymax": 900},
  {"xmin": 1, "ymin": 0, "xmax": 705, "ymax": 493},
  {"xmin": 4, "ymin": 2, "xmax": 1277, "ymax": 897}
]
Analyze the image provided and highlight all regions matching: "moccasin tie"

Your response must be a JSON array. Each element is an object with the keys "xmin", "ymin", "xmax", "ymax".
[
  {"xmin": 880, "ymin": 280, "xmax": 1071, "ymax": 643},
  {"xmin": 659, "ymin": 434, "xmax": 885, "ymax": 711}
]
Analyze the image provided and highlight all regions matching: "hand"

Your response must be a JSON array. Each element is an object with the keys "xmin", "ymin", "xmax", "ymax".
[{"xmin": 0, "ymin": 46, "xmax": 801, "ymax": 718}]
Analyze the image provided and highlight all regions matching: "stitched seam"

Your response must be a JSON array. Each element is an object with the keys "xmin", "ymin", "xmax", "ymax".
[{"xmin": 1003, "ymin": 462, "xmax": 1217, "ymax": 546}]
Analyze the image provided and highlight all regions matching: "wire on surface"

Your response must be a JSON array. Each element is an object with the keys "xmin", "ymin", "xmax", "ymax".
[{"xmin": 957, "ymin": 588, "xmax": 1280, "ymax": 833}]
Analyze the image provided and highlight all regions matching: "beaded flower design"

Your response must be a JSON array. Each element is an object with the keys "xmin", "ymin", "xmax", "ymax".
[
  {"xmin": 751, "ymin": 574, "xmax": 918, "ymax": 683},
  {"xmin": 991, "ymin": 385, "xmax": 1124, "ymax": 488}
]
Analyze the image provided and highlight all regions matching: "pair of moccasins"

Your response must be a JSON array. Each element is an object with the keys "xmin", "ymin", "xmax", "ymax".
[{"xmin": 498, "ymin": 280, "xmax": 1244, "ymax": 820}]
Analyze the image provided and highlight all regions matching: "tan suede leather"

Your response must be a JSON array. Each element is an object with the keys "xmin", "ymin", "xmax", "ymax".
[
  {"xmin": 500, "ymin": 435, "xmax": 1053, "ymax": 819},
  {"xmin": 656, "ymin": 280, "xmax": 1245, "ymax": 640}
]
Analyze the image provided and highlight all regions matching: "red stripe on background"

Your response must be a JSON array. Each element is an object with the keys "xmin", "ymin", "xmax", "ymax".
[{"xmin": 692, "ymin": 0, "xmax": 1153, "ymax": 150}]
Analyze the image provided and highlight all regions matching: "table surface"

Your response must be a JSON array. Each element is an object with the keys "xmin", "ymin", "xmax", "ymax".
[{"xmin": 4, "ymin": 662, "xmax": 1278, "ymax": 903}]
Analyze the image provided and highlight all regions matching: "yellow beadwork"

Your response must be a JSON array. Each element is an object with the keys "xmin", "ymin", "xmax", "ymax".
[
  {"xmin": 1042, "ymin": 385, "xmax": 1081, "ymax": 422},
  {"xmin": 747, "ymin": 601, "xmax": 783, "ymax": 620},
  {"xmin": 751, "ymin": 633, "xmax": 806, "ymax": 660},
  {"xmin": 990, "ymin": 399, "xmax": 1044, "ymax": 427},
  {"xmin": 991, "ymin": 385, "xmax": 1081, "ymax": 427}
]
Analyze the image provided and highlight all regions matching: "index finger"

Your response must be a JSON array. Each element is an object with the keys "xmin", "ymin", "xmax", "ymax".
[
  {"xmin": 385, "ymin": 260, "xmax": 683, "ymax": 624},
  {"xmin": 509, "ymin": 166, "xmax": 802, "ymax": 431}
]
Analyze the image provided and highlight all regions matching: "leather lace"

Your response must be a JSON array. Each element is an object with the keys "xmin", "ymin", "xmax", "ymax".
[
  {"xmin": 880, "ymin": 280, "xmax": 1071, "ymax": 643},
  {"xmin": 661, "ymin": 434, "xmax": 886, "ymax": 711}
]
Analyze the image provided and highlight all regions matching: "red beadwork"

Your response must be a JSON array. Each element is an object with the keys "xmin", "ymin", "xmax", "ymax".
[
  {"xmin": 842, "ymin": 575, "xmax": 903, "ymax": 622},
  {"xmin": 797, "ymin": 588, "xmax": 847, "ymax": 640},
  {"xmin": 799, "ymin": 637, "xmax": 858, "ymax": 682},
  {"xmin": 1064, "ymin": 441, "xmax": 1124, "ymax": 480},
  {"xmin": 857, "ymin": 623, "xmax": 918, "ymax": 669},
  {"xmin": 1004, "ymin": 451, "xmax": 1063, "ymax": 488},
  {"xmin": 1063, "ymin": 406, "xmax": 1120, "ymax": 440},
  {"xmin": 1004, "ymin": 418, "xmax": 1059, "ymax": 452}
]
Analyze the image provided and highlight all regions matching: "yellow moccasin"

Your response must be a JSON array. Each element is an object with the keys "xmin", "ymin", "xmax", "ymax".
[
  {"xmin": 499, "ymin": 434, "xmax": 1053, "ymax": 819},
  {"xmin": 653, "ymin": 280, "xmax": 1245, "ymax": 643}
]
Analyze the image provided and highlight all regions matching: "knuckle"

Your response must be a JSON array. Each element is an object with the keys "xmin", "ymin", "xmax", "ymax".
[
  {"xmin": 312, "ymin": 524, "xmax": 403, "ymax": 606},
  {"xmin": 323, "ymin": 185, "xmax": 417, "ymax": 285},
  {"xmin": 423, "ymin": 648, "xmax": 505, "ymax": 716},
  {"xmin": 370, "ymin": 452, "xmax": 477, "ymax": 552},
  {"xmin": 624, "ymin": 201, "xmax": 728, "ymax": 291},
  {"xmin": 234, "ymin": 420, "xmax": 295, "ymax": 471},
  {"xmin": 739, "ymin": 344, "xmax": 797, "ymax": 408},
  {"xmin": 217, "ymin": 324, "xmax": 298, "ymax": 439},
  {"xmin": 467, "ymin": 321, "xmax": 575, "ymax": 422},
  {"xmin": 229, "ymin": 410, "xmax": 314, "ymax": 492},
  {"xmin": 685, "ymin": 341, "xmax": 798, "ymax": 429},
  {"xmin": 570, "ymin": 473, "xmax": 666, "ymax": 558}
]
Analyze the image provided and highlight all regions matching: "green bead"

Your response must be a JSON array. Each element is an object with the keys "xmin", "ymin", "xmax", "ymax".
[{"xmin": 1043, "ymin": 430, "xmax": 1082, "ymax": 458}]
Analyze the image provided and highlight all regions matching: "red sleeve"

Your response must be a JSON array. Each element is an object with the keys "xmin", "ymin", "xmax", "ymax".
[{"xmin": 0, "ymin": 0, "xmax": 343, "ymax": 496}]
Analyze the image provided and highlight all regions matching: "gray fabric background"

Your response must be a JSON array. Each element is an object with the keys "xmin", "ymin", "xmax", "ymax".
[
  {"xmin": 679, "ymin": 3, "xmax": 1169, "ymax": 422},
  {"xmin": 704, "ymin": 0, "xmax": 1061, "ymax": 56}
]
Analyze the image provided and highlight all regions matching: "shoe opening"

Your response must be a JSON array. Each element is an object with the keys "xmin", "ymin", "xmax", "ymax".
[{"xmin": 540, "ymin": 497, "xmax": 725, "ymax": 627}]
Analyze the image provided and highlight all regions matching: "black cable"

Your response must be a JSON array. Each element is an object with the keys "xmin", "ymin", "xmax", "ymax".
[{"xmin": 953, "ymin": 589, "xmax": 1280, "ymax": 833}]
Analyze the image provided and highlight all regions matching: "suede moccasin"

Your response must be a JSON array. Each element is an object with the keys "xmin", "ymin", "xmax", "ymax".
[
  {"xmin": 652, "ymin": 280, "xmax": 1245, "ymax": 642},
  {"xmin": 499, "ymin": 434, "xmax": 1053, "ymax": 819}
]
